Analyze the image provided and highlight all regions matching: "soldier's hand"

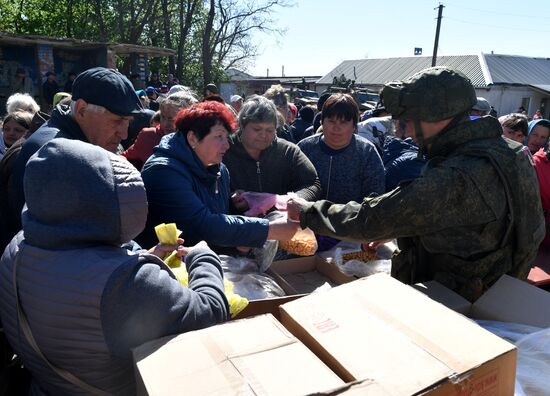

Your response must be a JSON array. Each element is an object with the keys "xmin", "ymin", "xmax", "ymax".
[
  {"xmin": 287, "ymin": 197, "xmax": 308, "ymax": 222},
  {"xmin": 362, "ymin": 239, "xmax": 393, "ymax": 252}
]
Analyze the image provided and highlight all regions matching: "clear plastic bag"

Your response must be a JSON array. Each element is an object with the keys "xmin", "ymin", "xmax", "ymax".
[
  {"xmin": 224, "ymin": 272, "xmax": 286, "ymax": 300},
  {"xmin": 515, "ymin": 327, "xmax": 550, "ymax": 396},
  {"xmin": 220, "ymin": 240, "xmax": 279, "ymax": 273},
  {"xmin": 219, "ymin": 255, "xmax": 259, "ymax": 274},
  {"xmin": 318, "ymin": 240, "xmax": 397, "ymax": 264},
  {"xmin": 476, "ymin": 320, "xmax": 543, "ymax": 344},
  {"xmin": 252, "ymin": 239, "xmax": 279, "ymax": 272},
  {"xmin": 476, "ymin": 320, "xmax": 549, "ymax": 396},
  {"xmin": 279, "ymin": 227, "xmax": 318, "ymax": 256},
  {"xmin": 336, "ymin": 258, "xmax": 392, "ymax": 277}
]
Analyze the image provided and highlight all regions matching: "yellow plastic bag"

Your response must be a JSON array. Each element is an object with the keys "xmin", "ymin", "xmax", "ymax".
[{"xmin": 154, "ymin": 223, "xmax": 248, "ymax": 317}]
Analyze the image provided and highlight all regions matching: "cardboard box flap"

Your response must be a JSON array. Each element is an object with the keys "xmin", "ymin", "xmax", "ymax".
[
  {"xmin": 280, "ymin": 274, "xmax": 515, "ymax": 395},
  {"xmin": 133, "ymin": 314, "xmax": 344, "ymax": 395},
  {"xmin": 412, "ymin": 281, "xmax": 471, "ymax": 315},
  {"xmin": 471, "ymin": 274, "xmax": 550, "ymax": 328}
]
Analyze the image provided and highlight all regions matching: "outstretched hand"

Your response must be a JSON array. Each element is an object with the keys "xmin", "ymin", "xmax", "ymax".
[{"xmin": 286, "ymin": 197, "xmax": 308, "ymax": 222}]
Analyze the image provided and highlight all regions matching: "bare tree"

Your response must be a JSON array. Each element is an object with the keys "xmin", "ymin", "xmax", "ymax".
[
  {"xmin": 202, "ymin": 0, "xmax": 290, "ymax": 88},
  {"xmin": 201, "ymin": 0, "xmax": 216, "ymax": 89},
  {"xmin": 175, "ymin": 0, "xmax": 200, "ymax": 81}
]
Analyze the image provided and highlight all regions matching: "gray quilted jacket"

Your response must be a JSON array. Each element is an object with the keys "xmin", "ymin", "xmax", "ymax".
[{"xmin": 0, "ymin": 139, "xmax": 229, "ymax": 395}]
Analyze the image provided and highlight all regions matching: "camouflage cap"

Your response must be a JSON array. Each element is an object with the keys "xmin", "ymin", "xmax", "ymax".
[{"xmin": 382, "ymin": 67, "xmax": 477, "ymax": 122}]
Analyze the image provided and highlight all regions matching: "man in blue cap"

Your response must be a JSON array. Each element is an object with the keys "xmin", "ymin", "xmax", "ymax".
[
  {"xmin": 7, "ymin": 67, "xmax": 144, "ymax": 240},
  {"xmin": 145, "ymin": 86, "xmax": 160, "ymax": 111}
]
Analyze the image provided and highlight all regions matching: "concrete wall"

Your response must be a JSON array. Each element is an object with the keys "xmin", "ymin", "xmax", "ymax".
[{"xmin": 476, "ymin": 86, "xmax": 550, "ymax": 118}]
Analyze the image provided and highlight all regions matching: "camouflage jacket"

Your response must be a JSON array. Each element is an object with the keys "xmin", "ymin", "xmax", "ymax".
[{"xmin": 300, "ymin": 116, "xmax": 545, "ymax": 301}]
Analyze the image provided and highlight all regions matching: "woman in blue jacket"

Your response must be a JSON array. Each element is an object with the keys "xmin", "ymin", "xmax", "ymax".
[{"xmin": 139, "ymin": 101, "xmax": 297, "ymax": 248}]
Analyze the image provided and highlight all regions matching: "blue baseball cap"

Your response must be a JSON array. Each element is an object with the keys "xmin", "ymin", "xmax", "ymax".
[
  {"xmin": 145, "ymin": 86, "xmax": 158, "ymax": 95},
  {"xmin": 72, "ymin": 67, "xmax": 144, "ymax": 116}
]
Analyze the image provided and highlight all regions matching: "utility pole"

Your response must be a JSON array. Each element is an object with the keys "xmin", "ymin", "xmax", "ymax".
[{"xmin": 432, "ymin": 3, "xmax": 444, "ymax": 67}]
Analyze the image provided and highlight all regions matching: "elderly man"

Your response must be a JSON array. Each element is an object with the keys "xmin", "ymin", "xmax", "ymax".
[
  {"xmin": 288, "ymin": 67, "xmax": 544, "ymax": 302},
  {"xmin": 9, "ymin": 67, "xmax": 143, "ymax": 235}
]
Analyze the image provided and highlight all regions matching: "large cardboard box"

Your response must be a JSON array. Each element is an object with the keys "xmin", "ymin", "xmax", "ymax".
[
  {"xmin": 415, "ymin": 275, "xmax": 550, "ymax": 328},
  {"xmin": 279, "ymin": 274, "xmax": 517, "ymax": 396},
  {"xmin": 133, "ymin": 314, "xmax": 346, "ymax": 396}
]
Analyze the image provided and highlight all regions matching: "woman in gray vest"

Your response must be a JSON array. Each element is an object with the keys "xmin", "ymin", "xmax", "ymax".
[{"xmin": 0, "ymin": 139, "xmax": 229, "ymax": 395}]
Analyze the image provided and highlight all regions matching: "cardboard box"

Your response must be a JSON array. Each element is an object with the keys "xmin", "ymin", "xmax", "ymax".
[
  {"xmin": 267, "ymin": 255, "xmax": 355, "ymax": 295},
  {"xmin": 133, "ymin": 314, "xmax": 346, "ymax": 396},
  {"xmin": 415, "ymin": 275, "xmax": 550, "ymax": 328},
  {"xmin": 279, "ymin": 274, "xmax": 517, "ymax": 396}
]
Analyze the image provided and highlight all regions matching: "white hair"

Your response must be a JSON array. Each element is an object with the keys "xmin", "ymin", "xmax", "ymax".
[
  {"xmin": 6, "ymin": 93, "xmax": 40, "ymax": 115},
  {"xmin": 161, "ymin": 91, "xmax": 198, "ymax": 111},
  {"xmin": 168, "ymin": 84, "xmax": 196, "ymax": 96},
  {"xmin": 70, "ymin": 100, "xmax": 107, "ymax": 116}
]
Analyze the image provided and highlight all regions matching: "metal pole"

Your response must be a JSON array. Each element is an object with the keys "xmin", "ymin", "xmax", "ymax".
[{"xmin": 431, "ymin": 4, "xmax": 444, "ymax": 67}]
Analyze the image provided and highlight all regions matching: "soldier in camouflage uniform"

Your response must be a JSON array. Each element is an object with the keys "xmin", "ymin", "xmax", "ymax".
[{"xmin": 288, "ymin": 67, "xmax": 545, "ymax": 301}]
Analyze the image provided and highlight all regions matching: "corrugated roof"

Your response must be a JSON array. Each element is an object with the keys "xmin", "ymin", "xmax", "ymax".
[
  {"xmin": 319, "ymin": 54, "xmax": 550, "ymax": 89},
  {"xmin": 317, "ymin": 55, "xmax": 486, "ymax": 87},
  {"xmin": 484, "ymin": 54, "xmax": 550, "ymax": 85}
]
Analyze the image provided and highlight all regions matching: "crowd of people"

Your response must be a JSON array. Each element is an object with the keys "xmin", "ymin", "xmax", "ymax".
[{"xmin": 0, "ymin": 65, "xmax": 547, "ymax": 394}]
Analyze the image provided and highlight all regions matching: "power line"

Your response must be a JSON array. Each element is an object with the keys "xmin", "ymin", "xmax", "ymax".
[
  {"xmin": 444, "ymin": 2, "xmax": 550, "ymax": 19},
  {"xmin": 445, "ymin": 16, "xmax": 550, "ymax": 33}
]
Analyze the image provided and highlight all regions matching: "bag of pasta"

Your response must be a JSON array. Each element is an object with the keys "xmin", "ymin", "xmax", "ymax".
[
  {"xmin": 279, "ymin": 227, "xmax": 318, "ymax": 256},
  {"xmin": 154, "ymin": 223, "xmax": 248, "ymax": 317}
]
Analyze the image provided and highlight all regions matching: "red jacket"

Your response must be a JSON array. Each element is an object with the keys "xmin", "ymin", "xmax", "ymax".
[
  {"xmin": 533, "ymin": 149, "xmax": 550, "ymax": 247},
  {"xmin": 123, "ymin": 125, "xmax": 164, "ymax": 170}
]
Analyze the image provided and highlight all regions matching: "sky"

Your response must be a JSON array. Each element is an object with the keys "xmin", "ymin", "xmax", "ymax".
[{"xmin": 248, "ymin": 0, "xmax": 550, "ymax": 78}]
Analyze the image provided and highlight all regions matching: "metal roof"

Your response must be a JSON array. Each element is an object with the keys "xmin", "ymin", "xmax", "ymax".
[
  {"xmin": 317, "ymin": 55, "xmax": 486, "ymax": 87},
  {"xmin": 0, "ymin": 31, "xmax": 175, "ymax": 57},
  {"xmin": 318, "ymin": 53, "xmax": 550, "ymax": 89},
  {"xmin": 484, "ymin": 54, "xmax": 550, "ymax": 85}
]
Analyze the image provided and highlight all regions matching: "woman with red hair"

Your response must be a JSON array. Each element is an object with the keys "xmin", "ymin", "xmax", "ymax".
[{"xmin": 138, "ymin": 101, "xmax": 298, "ymax": 249}]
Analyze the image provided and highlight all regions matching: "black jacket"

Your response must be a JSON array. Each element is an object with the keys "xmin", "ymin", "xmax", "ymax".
[{"xmin": 10, "ymin": 105, "xmax": 89, "ymax": 229}]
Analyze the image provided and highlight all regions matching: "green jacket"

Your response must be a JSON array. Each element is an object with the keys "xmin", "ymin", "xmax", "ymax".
[{"xmin": 300, "ymin": 117, "xmax": 544, "ymax": 301}]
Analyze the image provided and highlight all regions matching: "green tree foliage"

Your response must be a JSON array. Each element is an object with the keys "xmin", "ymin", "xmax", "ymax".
[{"xmin": 0, "ymin": 0, "xmax": 290, "ymax": 93}]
